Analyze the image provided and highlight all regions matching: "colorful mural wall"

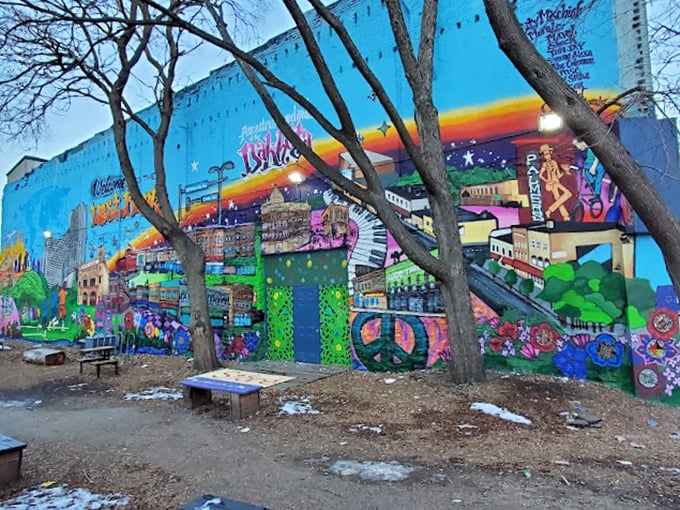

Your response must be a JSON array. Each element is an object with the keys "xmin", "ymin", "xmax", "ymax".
[{"xmin": 3, "ymin": 0, "xmax": 679, "ymax": 404}]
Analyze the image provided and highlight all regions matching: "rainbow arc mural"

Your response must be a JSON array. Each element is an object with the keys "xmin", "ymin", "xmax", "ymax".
[{"xmin": 3, "ymin": 0, "xmax": 680, "ymax": 404}]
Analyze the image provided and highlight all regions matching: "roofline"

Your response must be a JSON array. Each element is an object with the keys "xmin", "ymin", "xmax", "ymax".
[{"xmin": 6, "ymin": 155, "xmax": 47, "ymax": 176}]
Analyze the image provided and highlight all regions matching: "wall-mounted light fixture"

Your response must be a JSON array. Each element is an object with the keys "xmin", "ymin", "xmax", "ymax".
[
  {"xmin": 537, "ymin": 111, "xmax": 563, "ymax": 133},
  {"xmin": 288, "ymin": 171, "xmax": 305, "ymax": 184}
]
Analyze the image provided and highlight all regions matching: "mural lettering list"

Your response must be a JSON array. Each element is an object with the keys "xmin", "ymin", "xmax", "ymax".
[
  {"xmin": 526, "ymin": 150, "xmax": 545, "ymax": 222},
  {"xmin": 523, "ymin": 1, "xmax": 594, "ymax": 90}
]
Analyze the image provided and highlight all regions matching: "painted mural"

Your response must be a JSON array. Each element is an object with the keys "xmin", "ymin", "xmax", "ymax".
[{"xmin": 2, "ymin": 0, "xmax": 678, "ymax": 404}]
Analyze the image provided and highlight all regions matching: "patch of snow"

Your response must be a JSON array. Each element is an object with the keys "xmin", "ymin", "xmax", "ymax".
[
  {"xmin": 0, "ymin": 344, "xmax": 13, "ymax": 350},
  {"xmin": 328, "ymin": 460, "xmax": 415, "ymax": 481},
  {"xmin": 383, "ymin": 378, "xmax": 397, "ymax": 384},
  {"xmin": 349, "ymin": 423, "xmax": 383, "ymax": 434},
  {"xmin": 0, "ymin": 399, "xmax": 41, "ymax": 409},
  {"xmin": 470, "ymin": 402, "xmax": 532, "ymax": 425},
  {"xmin": 67, "ymin": 383, "xmax": 87, "ymax": 391},
  {"xmin": 278, "ymin": 397, "xmax": 320, "ymax": 416},
  {"xmin": 0, "ymin": 484, "xmax": 129, "ymax": 509},
  {"xmin": 124, "ymin": 386, "xmax": 182, "ymax": 401},
  {"xmin": 199, "ymin": 497, "xmax": 224, "ymax": 509},
  {"xmin": 457, "ymin": 423, "xmax": 478, "ymax": 430}
]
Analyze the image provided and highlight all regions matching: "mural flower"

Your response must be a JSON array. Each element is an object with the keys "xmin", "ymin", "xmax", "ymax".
[
  {"xmin": 122, "ymin": 310, "xmax": 133, "ymax": 330},
  {"xmin": 633, "ymin": 335, "xmax": 679, "ymax": 365},
  {"xmin": 647, "ymin": 308, "xmax": 679, "ymax": 340},
  {"xmin": 144, "ymin": 321, "xmax": 155, "ymax": 339},
  {"xmin": 488, "ymin": 337, "xmax": 504, "ymax": 353},
  {"xmin": 174, "ymin": 328, "xmax": 190, "ymax": 354},
  {"xmin": 488, "ymin": 317, "xmax": 500, "ymax": 329},
  {"xmin": 529, "ymin": 323, "xmax": 559, "ymax": 353},
  {"xmin": 571, "ymin": 333, "xmax": 590, "ymax": 348},
  {"xmin": 553, "ymin": 343, "xmax": 588, "ymax": 380},
  {"xmin": 520, "ymin": 343, "xmax": 540, "ymax": 360},
  {"xmin": 586, "ymin": 333, "xmax": 624, "ymax": 368},
  {"xmin": 498, "ymin": 322, "xmax": 518, "ymax": 340}
]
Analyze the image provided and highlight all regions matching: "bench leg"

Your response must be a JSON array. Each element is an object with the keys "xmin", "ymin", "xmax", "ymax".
[
  {"xmin": 96, "ymin": 364, "xmax": 101, "ymax": 378},
  {"xmin": 183, "ymin": 386, "xmax": 212, "ymax": 409},
  {"xmin": 230, "ymin": 391, "xmax": 260, "ymax": 419}
]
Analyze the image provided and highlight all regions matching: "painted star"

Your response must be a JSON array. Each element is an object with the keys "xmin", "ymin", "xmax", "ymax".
[
  {"xmin": 377, "ymin": 121, "xmax": 391, "ymax": 137},
  {"xmin": 190, "ymin": 160, "xmax": 199, "ymax": 172},
  {"xmin": 463, "ymin": 150, "xmax": 475, "ymax": 167}
]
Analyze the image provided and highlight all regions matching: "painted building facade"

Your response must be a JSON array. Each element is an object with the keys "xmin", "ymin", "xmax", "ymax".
[{"xmin": 3, "ymin": 0, "xmax": 680, "ymax": 405}]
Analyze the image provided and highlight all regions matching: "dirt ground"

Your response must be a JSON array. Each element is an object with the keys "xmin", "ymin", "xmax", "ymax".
[{"xmin": 1, "ymin": 339, "xmax": 680, "ymax": 509}]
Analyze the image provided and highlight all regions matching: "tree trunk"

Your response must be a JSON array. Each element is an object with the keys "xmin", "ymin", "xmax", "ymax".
[
  {"xmin": 440, "ymin": 269, "xmax": 485, "ymax": 383},
  {"xmin": 176, "ymin": 238, "xmax": 219, "ymax": 372},
  {"xmin": 484, "ymin": 0, "xmax": 680, "ymax": 299}
]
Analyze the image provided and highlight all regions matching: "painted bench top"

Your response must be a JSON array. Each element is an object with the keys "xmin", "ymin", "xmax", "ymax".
[
  {"xmin": 0, "ymin": 434, "xmax": 27, "ymax": 453},
  {"xmin": 180, "ymin": 377, "xmax": 262, "ymax": 395}
]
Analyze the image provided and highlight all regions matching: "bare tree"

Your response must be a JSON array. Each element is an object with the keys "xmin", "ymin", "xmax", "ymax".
[
  {"xmin": 0, "ymin": 0, "xmax": 220, "ymax": 370},
  {"xmin": 647, "ymin": 0, "xmax": 680, "ymax": 116},
  {"xmin": 143, "ymin": 0, "xmax": 484, "ymax": 383},
  {"xmin": 483, "ymin": 0, "xmax": 680, "ymax": 298}
]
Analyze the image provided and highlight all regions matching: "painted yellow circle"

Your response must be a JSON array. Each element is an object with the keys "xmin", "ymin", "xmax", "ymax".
[
  {"xmin": 335, "ymin": 343, "xmax": 342, "ymax": 352},
  {"xmin": 275, "ymin": 339, "xmax": 281, "ymax": 347},
  {"xmin": 266, "ymin": 277, "xmax": 273, "ymax": 284},
  {"xmin": 286, "ymin": 259, "xmax": 292, "ymax": 267},
  {"xmin": 307, "ymin": 260, "xmax": 313, "ymax": 268},
  {"xmin": 335, "ymin": 291, "xmax": 341, "ymax": 299},
  {"xmin": 341, "ymin": 259, "xmax": 348, "ymax": 268},
  {"xmin": 273, "ymin": 292, "xmax": 279, "ymax": 300}
]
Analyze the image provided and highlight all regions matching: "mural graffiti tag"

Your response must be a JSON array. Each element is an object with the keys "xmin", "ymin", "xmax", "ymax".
[{"xmin": 237, "ymin": 121, "xmax": 313, "ymax": 176}]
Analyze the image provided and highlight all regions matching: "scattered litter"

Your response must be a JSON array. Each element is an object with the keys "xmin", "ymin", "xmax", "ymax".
[
  {"xmin": 616, "ymin": 460, "xmax": 633, "ymax": 467},
  {"xmin": 0, "ymin": 399, "xmax": 41, "ymax": 409},
  {"xmin": 278, "ymin": 397, "xmax": 320, "ymax": 416},
  {"xmin": 560, "ymin": 475, "xmax": 570, "ymax": 486},
  {"xmin": 40, "ymin": 482, "xmax": 56, "ymax": 489},
  {"xmin": 124, "ymin": 387, "xmax": 182, "ymax": 401},
  {"xmin": 470, "ymin": 402, "xmax": 531, "ymax": 425},
  {"xmin": 563, "ymin": 405, "xmax": 602, "ymax": 429},
  {"xmin": 659, "ymin": 467, "xmax": 680, "ymax": 475},
  {"xmin": 0, "ymin": 484, "xmax": 129, "ymax": 509},
  {"xmin": 0, "ymin": 344, "xmax": 13, "ymax": 350},
  {"xmin": 630, "ymin": 442, "xmax": 646, "ymax": 449},
  {"xmin": 141, "ymin": 364, "xmax": 149, "ymax": 368},
  {"xmin": 671, "ymin": 432, "xmax": 680, "ymax": 440},
  {"xmin": 615, "ymin": 434, "xmax": 640, "ymax": 443},
  {"xmin": 554, "ymin": 460, "xmax": 570, "ymax": 466},
  {"xmin": 238, "ymin": 427, "xmax": 250, "ymax": 433},
  {"xmin": 338, "ymin": 441, "xmax": 348, "ymax": 446},
  {"xmin": 349, "ymin": 423, "xmax": 384, "ymax": 434},
  {"xmin": 647, "ymin": 419, "xmax": 658, "ymax": 427},
  {"xmin": 523, "ymin": 469, "xmax": 532, "ymax": 479},
  {"xmin": 328, "ymin": 460, "xmax": 415, "ymax": 481},
  {"xmin": 452, "ymin": 499, "xmax": 463, "ymax": 504},
  {"xmin": 457, "ymin": 423, "xmax": 478, "ymax": 430},
  {"xmin": 67, "ymin": 383, "xmax": 87, "ymax": 391},
  {"xmin": 383, "ymin": 378, "xmax": 397, "ymax": 385}
]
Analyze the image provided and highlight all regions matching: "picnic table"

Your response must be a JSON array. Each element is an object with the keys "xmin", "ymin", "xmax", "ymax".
[{"xmin": 79, "ymin": 345, "xmax": 118, "ymax": 378}]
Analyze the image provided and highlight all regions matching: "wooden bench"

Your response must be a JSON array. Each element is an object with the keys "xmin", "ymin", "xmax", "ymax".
[
  {"xmin": 179, "ymin": 377, "xmax": 262, "ymax": 419},
  {"xmin": 79, "ymin": 346, "xmax": 118, "ymax": 378},
  {"xmin": 0, "ymin": 434, "xmax": 27, "ymax": 486}
]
